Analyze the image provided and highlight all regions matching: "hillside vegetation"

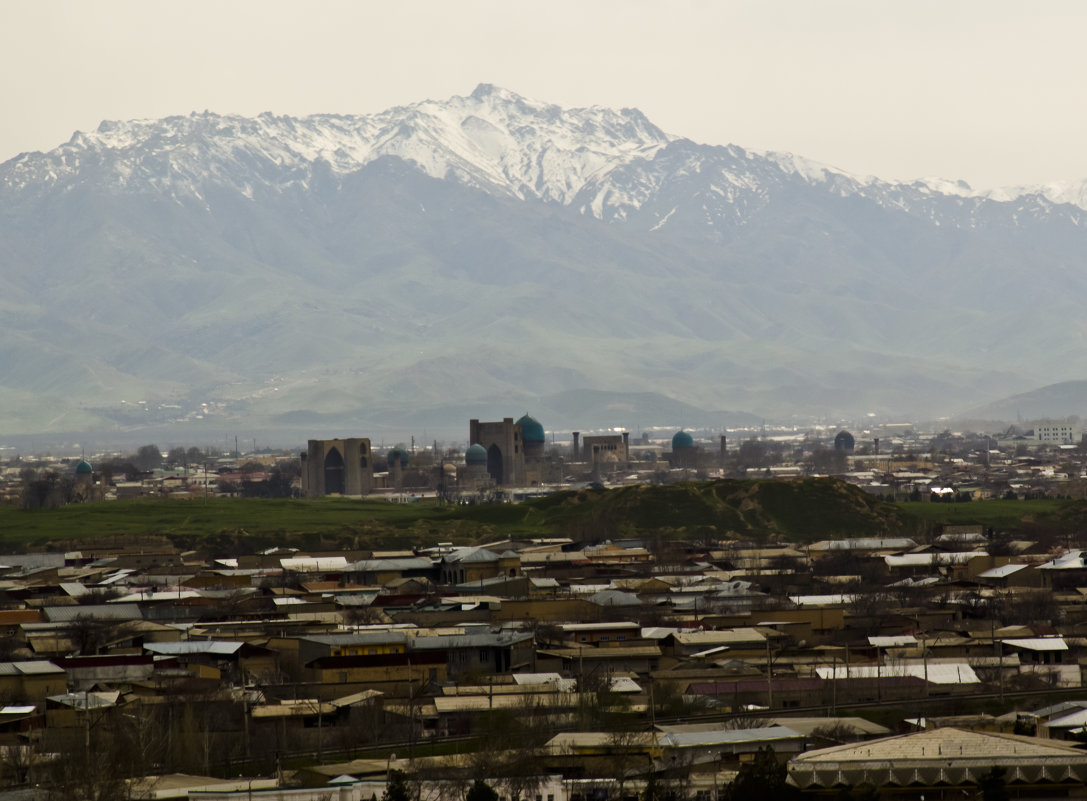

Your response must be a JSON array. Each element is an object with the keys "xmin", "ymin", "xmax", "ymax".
[{"xmin": 0, "ymin": 478, "xmax": 918, "ymax": 553}]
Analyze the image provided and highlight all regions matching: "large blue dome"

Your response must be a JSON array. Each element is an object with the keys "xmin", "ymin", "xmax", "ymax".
[
  {"xmin": 75, "ymin": 460, "xmax": 93, "ymax": 474},
  {"xmin": 465, "ymin": 444, "xmax": 488, "ymax": 465},
  {"xmin": 516, "ymin": 414, "xmax": 545, "ymax": 443},
  {"xmin": 672, "ymin": 430, "xmax": 694, "ymax": 449}
]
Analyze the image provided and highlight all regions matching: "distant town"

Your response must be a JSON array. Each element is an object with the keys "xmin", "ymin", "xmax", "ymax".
[
  {"xmin": 5, "ymin": 414, "xmax": 1087, "ymax": 508},
  {"xmin": 0, "ymin": 414, "xmax": 1086, "ymax": 798}
]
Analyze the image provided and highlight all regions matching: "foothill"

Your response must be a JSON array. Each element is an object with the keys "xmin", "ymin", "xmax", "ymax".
[{"xmin": 2, "ymin": 415, "xmax": 1087, "ymax": 799}]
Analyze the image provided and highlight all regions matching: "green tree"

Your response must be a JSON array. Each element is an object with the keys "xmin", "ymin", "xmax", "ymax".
[
  {"xmin": 384, "ymin": 769, "xmax": 413, "ymax": 801},
  {"xmin": 466, "ymin": 780, "xmax": 499, "ymax": 801},
  {"xmin": 134, "ymin": 444, "xmax": 163, "ymax": 471},
  {"xmin": 979, "ymin": 766, "xmax": 1009, "ymax": 801},
  {"xmin": 721, "ymin": 746, "xmax": 797, "ymax": 801},
  {"xmin": 832, "ymin": 786, "xmax": 878, "ymax": 801}
]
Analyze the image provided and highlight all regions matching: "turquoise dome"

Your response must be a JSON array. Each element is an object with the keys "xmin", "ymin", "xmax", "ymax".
[
  {"xmin": 466, "ymin": 444, "xmax": 488, "ymax": 465},
  {"xmin": 834, "ymin": 430, "xmax": 855, "ymax": 452},
  {"xmin": 386, "ymin": 448, "xmax": 410, "ymax": 468},
  {"xmin": 465, "ymin": 441, "xmax": 486, "ymax": 465},
  {"xmin": 516, "ymin": 414, "xmax": 545, "ymax": 443},
  {"xmin": 672, "ymin": 430, "xmax": 694, "ymax": 449},
  {"xmin": 75, "ymin": 460, "xmax": 93, "ymax": 474}
]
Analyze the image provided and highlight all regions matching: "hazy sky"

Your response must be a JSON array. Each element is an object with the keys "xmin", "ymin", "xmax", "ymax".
[{"xmin": 4, "ymin": 0, "xmax": 1086, "ymax": 189}]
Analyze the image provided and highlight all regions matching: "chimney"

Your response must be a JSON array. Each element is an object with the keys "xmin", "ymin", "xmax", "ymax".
[
  {"xmin": 720, "ymin": 435, "xmax": 727, "ymax": 461},
  {"xmin": 572, "ymin": 432, "xmax": 580, "ymax": 460},
  {"xmin": 874, "ymin": 437, "xmax": 880, "ymax": 455},
  {"xmin": 622, "ymin": 432, "xmax": 630, "ymax": 459}
]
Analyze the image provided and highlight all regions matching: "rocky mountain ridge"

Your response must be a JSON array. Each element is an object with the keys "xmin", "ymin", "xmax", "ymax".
[{"xmin": 4, "ymin": 86, "xmax": 1087, "ymax": 436}]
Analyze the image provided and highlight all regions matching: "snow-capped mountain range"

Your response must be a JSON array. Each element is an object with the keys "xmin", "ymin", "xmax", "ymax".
[{"xmin": 4, "ymin": 84, "xmax": 1087, "ymax": 437}]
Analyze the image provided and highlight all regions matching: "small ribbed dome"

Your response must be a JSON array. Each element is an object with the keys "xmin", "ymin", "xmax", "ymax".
[
  {"xmin": 465, "ymin": 443, "xmax": 488, "ymax": 465},
  {"xmin": 672, "ymin": 430, "xmax": 694, "ymax": 449},
  {"xmin": 75, "ymin": 460, "xmax": 93, "ymax": 474},
  {"xmin": 516, "ymin": 414, "xmax": 545, "ymax": 443}
]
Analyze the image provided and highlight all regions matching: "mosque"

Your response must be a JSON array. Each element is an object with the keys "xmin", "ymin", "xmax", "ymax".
[
  {"xmin": 71, "ymin": 459, "xmax": 106, "ymax": 502},
  {"xmin": 301, "ymin": 415, "xmax": 717, "ymax": 497}
]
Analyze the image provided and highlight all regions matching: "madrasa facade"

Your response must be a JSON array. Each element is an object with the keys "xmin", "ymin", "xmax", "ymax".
[{"xmin": 300, "ymin": 414, "xmax": 710, "ymax": 498}]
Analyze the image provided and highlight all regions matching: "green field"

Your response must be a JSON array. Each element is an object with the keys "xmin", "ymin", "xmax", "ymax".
[
  {"xmin": 0, "ymin": 480, "xmax": 1080, "ymax": 554},
  {"xmin": 897, "ymin": 498, "xmax": 1064, "ymax": 529},
  {"xmin": 0, "ymin": 497, "xmax": 468, "ymax": 551}
]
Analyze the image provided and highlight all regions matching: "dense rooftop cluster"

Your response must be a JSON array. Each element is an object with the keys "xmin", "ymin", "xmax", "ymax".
[{"xmin": 0, "ymin": 517, "xmax": 1084, "ymax": 798}]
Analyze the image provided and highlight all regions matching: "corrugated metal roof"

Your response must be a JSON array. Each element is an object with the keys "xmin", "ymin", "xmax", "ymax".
[
  {"xmin": 589, "ymin": 590, "xmax": 641, "ymax": 606},
  {"xmin": 442, "ymin": 547, "xmax": 501, "ymax": 564},
  {"xmin": 251, "ymin": 699, "xmax": 335, "ymax": 718},
  {"xmin": 410, "ymin": 631, "xmax": 533, "ymax": 651},
  {"xmin": 885, "ymin": 552, "xmax": 979, "ymax": 567},
  {"xmin": 1002, "ymin": 637, "xmax": 1068, "ymax": 651},
  {"xmin": 0, "ymin": 705, "xmax": 35, "ymax": 717},
  {"xmin": 789, "ymin": 594, "xmax": 858, "ymax": 607},
  {"xmin": 978, "ymin": 564, "xmax": 1030, "ymax": 578},
  {"xmin": 811, "ymin": 538, "xmax": 917, "ymax": 551},
  {"xmin": 16, "ymin": 661, "xmax": 65, "ymax": 675},
  {"xmin": 145, "ymin": 641, "xmax": 242, "ymax": 656},
  {"xmin": 433, "ymin": 693, "xmax": 577, "ymax": 712},
  {"xmin": 1038, "ymin": 549, "xmax": 1086, "ymax": 569},
  {"xmin": 660, "ymin": 725, "xmax": 801, "ymax": 747},
  {"xmin": 348, "ymin": 557, "xmax": 434, "ymax": 572},
  {"xmin": 672, "ymin": 629, "xmax": 767, "ymax": 645},
  {"xmin": 791, "ymin": 726, "xmax": 1087, "ymax": 764},
  {"xmin": 1044, "ymin": 708, "xmax": 1087, "ymax": 728},
  {"xmin": 110, "ymin": 590, "xmax": 201, "ymax": 603},
  {"xmin": 47, "ymin": 691, "xmax": 117, "ymax": 709},
  {"xmin": 815, "ymin": 663, "xmax": 979, "ymax": 684},
  {"xmin": 44, "ymin": 604, "xmax": 142, "ymax": 622},
  {"xmin": 869, "ymin": 636, "xmax": 918, "ymax": 648},
  {"xmin": 303, "ymin": 632, "xmax": 409, "ymax": 646},
  {"xmin": 281, "ymin": 557, "xmax": 349, "ymax": 572},
  {"xmin": 330, "ymin": 689, "xmax": 383, "ymax": 708}
]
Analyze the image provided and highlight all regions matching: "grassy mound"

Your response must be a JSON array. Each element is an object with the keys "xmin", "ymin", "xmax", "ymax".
[{"xmin": 0, "ymin": 478, "xmax": 1014, "ymax": 553}]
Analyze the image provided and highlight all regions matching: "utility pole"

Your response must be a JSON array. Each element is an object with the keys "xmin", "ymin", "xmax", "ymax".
[
  {"xmin": 831, "ymin": 652, "xmax": 837, "ymax": 714},
  {"xmin": 766, "ymin": 638, "xmax": 773, "ymax": 709}
]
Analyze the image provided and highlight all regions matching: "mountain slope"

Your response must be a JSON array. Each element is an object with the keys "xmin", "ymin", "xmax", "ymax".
[{"xmin": 3, "ymin": 85, "xmax": 1087, "ymax": 436}]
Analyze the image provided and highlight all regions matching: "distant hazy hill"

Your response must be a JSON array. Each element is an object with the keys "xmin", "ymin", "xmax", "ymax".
[
  {"xmin": 957, "ymin": 380, "xmax": 1087, "ymax": 423},
  {"xmin": 5, "ymin": 84, "xmax": 1087, "ymax": 436}
]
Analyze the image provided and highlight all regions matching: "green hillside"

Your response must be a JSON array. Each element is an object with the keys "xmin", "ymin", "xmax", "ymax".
[
  {"xmin": 0, "ymin": 478, "xmax": 912, "ymax": 553},
  {"xmin": 518, "ymin": 478, "xmax": 910, "ymax": 542}
]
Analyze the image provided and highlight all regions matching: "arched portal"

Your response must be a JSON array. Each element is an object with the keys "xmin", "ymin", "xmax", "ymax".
[
  {"xmin": 487, "ymin": 444, "xmax": 504, "ymax": 484},
  {"xmin": 324, "ymin": 447, "xmax": 345, "ymax": 494}
]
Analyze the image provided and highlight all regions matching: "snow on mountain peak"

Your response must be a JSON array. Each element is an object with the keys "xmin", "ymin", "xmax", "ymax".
[
  {"xmin": 1, "ymin": 86, "xmax": 676, "ymax": 207},
  {"xmin": 7, "ymin": 86, "xmax": 1087, "ymax": 226}
]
